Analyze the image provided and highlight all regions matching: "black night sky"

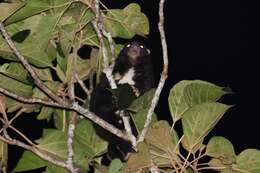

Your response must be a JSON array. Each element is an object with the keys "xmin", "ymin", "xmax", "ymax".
[{"xmin": 6, "ymin": 0, "xmax": 259, "ymax": 171}]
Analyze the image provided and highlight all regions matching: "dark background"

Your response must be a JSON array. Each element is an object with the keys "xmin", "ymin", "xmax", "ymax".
[{"xmin": 6, "ymin": 0, "xmax": 259, "ymax": 172}]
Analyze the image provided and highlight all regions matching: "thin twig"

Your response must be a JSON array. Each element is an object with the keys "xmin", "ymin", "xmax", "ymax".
[
  {"xmin": 75, "ymin": 73, "xmax": 91, "ymax": 100},
  {"xmin": 180, "ymin": 150, "xmax": 192, "ymax": 172},
  {"xmin": 0, "ymin": 98, "xmax": 9, "ymax": 125},
  {"xmin": 167, "ymin": 151, "xmax": 183, "ymax": 173},
  {"xmin": 8, "ymin": 125, "xmax": 35, "ymax": 146},
  {"xmin": 66, "ymin": 112, "xmax": 78, "ymax": 173},
  {"xmin": 196, "ymin": 166, "xmax": 225, "ymax": 171},
  {"xmin": 150, "ymin": 165, "xmax": 160, "ymax": 173},
  {"xmin": 120, "ymin": 111, "xmax": 137, "ymax": 150},
  {"xmin": 102, "ymin": 30, "xmax": 115, "ymax": 62},
  {"xmin": 0, "ymin": 22, "xmax": 66, "ymax": 105},
  {"xmin": 138, "ymin": 0, "xmax": 168, "ymax": 143}
]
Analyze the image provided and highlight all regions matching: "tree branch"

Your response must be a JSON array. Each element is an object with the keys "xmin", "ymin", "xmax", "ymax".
[
  {"xmin": 137, "ymin": 0, "xmax": 168, "ymax": 143},
  {"xmin": 0, "ymin": 86, "xmax": 130, "ymax": 142},
  {"xmin": 0, "ymin": 22, "xmax": 66, "ymax": 105},
  {"xmin": 0, "ymin": 132, "xmax": 81, "ymax": 172},
  {"xmin": 75, "ymin": 73, "xmax": 91, "ymax": 101},
  {"xmin": 67, "ymin": 112, "xmax": 78, "ymax": 173},
  {"xmin": 0, "ymin": 87, "xmax": 66, "ymax": 108},
  {"xmin": 120, "ymin": 111, "xmax": 137, "ymax": 150},
  {"xmin": 91, "ymin": 0, "xmax": 117, "ymax": 89}
]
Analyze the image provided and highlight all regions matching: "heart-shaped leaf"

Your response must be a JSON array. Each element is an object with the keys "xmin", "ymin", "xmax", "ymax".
[
  {"xmin": 206, "ymin": 136, "xmax": 236, "ymax": 165},
  {"xmin": 182, "ymin": 102, "xmax": 231, "ymax": 152},
  {"xmin": 234, "ymin": 149, "xmax": 260, "ymax": 173},
  {"xmin": 104, "ymin": 3, "xmax": 149, "ymax": 39}
]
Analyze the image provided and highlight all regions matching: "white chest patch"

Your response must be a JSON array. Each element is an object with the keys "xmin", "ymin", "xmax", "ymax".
[{"xmin": 118, "ymin": 68, "xmax": 135, "ymax": 85}]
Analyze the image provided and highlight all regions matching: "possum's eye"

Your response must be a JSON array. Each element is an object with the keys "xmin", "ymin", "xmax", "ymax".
[
  {"xmin": 126, "ymin": 44, "xmax": 131, "ymax": 48},
  {"xmin": 140, "ymin": 45, "xmax": 144, "ymax": 49}
]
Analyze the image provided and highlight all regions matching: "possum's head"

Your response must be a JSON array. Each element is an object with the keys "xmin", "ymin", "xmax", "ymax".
[{"xmin": 122, "ymin": 41, "xmax": 150, "ymax": 65}]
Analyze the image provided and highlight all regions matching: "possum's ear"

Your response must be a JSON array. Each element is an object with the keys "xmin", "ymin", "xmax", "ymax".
[{"xmin": 147, "ymin": 48, "xmax": 151, "ymax": 55}]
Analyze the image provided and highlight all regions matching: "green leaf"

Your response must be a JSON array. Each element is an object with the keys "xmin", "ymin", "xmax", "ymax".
[
  {"xmin": 58, "ymin": 23, "xmax": 76, "ymax": 57},
  {"xmin": 145, "ymin": 121, "xmax": 178, "ymax": 153},
  {"xmin": 206, "ymin": 136, "xmax": 236, "ymax": 165},
  {"xmin": 4, "ymin": 0, "xmax": 69, "ymax": 25},
  {"xmin": 37, "ymin": 129, "xmax": 67, "ymax": 159},
  {"xmin": 1, "ymin": 14, "xmax": 60, "ymax": 68},
  {"xmin": 65, "ymin": 53, "xmax": 95, "ymax": 83},
  {"xmin": 53, "ymin": 109, "xmax": 71, "ymax": 131},
  {"xmin": 37, "ymin": 107, "xmax": 54, "ymax": 121},
  {"xmin": 234, "ymin": 149, "xmax": 260, "ymax": 173},
  {"xmin": 44, "ymin": 163, "xmax": 69, "ymax": 173},
  {"xmin": 74, "ymin": 119, "xmax": 108, "ymax": 158},
  {"xmin": 76, "ymin": 55, "xmax": 95, "ymax": 81},
  {"xmin": 36, "ymin": 124, "xmax": 90, "ymax": 171},
  {"xmin": 169, "ymin": 80, "xmax": 229, "ymax": 122},
  {"xmin": 13, "ymin": 151, "xmax": 46, "ymax": 172},
  {"xmin": 0, "ymin": 63, "xmax": 30, "ymax": 84},
  {"xmin": 56, "ymin": 64, "xmax": 67, "ymax": 83},
  {"xmin": 128, "ymin": 89, "xmax": 156, "ymax": 133},
  {"xmin": 56, "ymin": 53, "xmax": 67, "ymax": 72},
  {"xmin": 58, "ymin": 7, "xmax": 95, "ymax": 56},
  {"xmin": 109, "ymin": 159, "xmax": 123, "ymax": 173},
  {"xmin": 110, "ymin": 84, "xmax": 136, "ymax": 110},
  {"xmin": 0, "ymin": 73, "xmax": 32, "ymax": 97},
  {"xmin": 130, "ymin": 109, "xmax": 157, "ymax": 134},
  {"xmin": 33, "ymin": 81, "xmax": 62, "ymax": 100},
  {"xmin": 104, "ymin": 3, "xmax": 149, "ymax": 39},
  {"xmin": 181, "ymin": 102, "xmax": 230, "ymax": 152},
  {"xmin": 33, "ymin": 67, "xmax": 53, "ymax": 81},
  {"xmin": 5, "ymin": 97, "xmax": 39, "ymax": 113},
  {"xmin": 82, "ymin": 24, "xmax": 99, "ymax": 46},
  {"xmin": 128, "ymin": 89, "xmax": 155, "ymax": 112},
  {"xmin": 168, "ymin": 80, "xmax": 228, "ymax": 122},
  {"xmin": 0, "ymin": 2, "xmax": 25, "ymax": 22}
]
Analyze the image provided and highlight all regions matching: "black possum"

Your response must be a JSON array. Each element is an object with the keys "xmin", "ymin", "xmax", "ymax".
[{"xmin": 90, "ymin": 41, "xmax": 155, "ymax": 161}]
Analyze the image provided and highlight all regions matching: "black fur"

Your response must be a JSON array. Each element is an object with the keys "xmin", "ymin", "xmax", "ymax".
[
  {"xmin": 113, "ymin": 41, "xmax": 155, "ymax": 94},
  {"xmin": 89, "ymin": 41, "xmax": 154, "ymax": 162}
]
